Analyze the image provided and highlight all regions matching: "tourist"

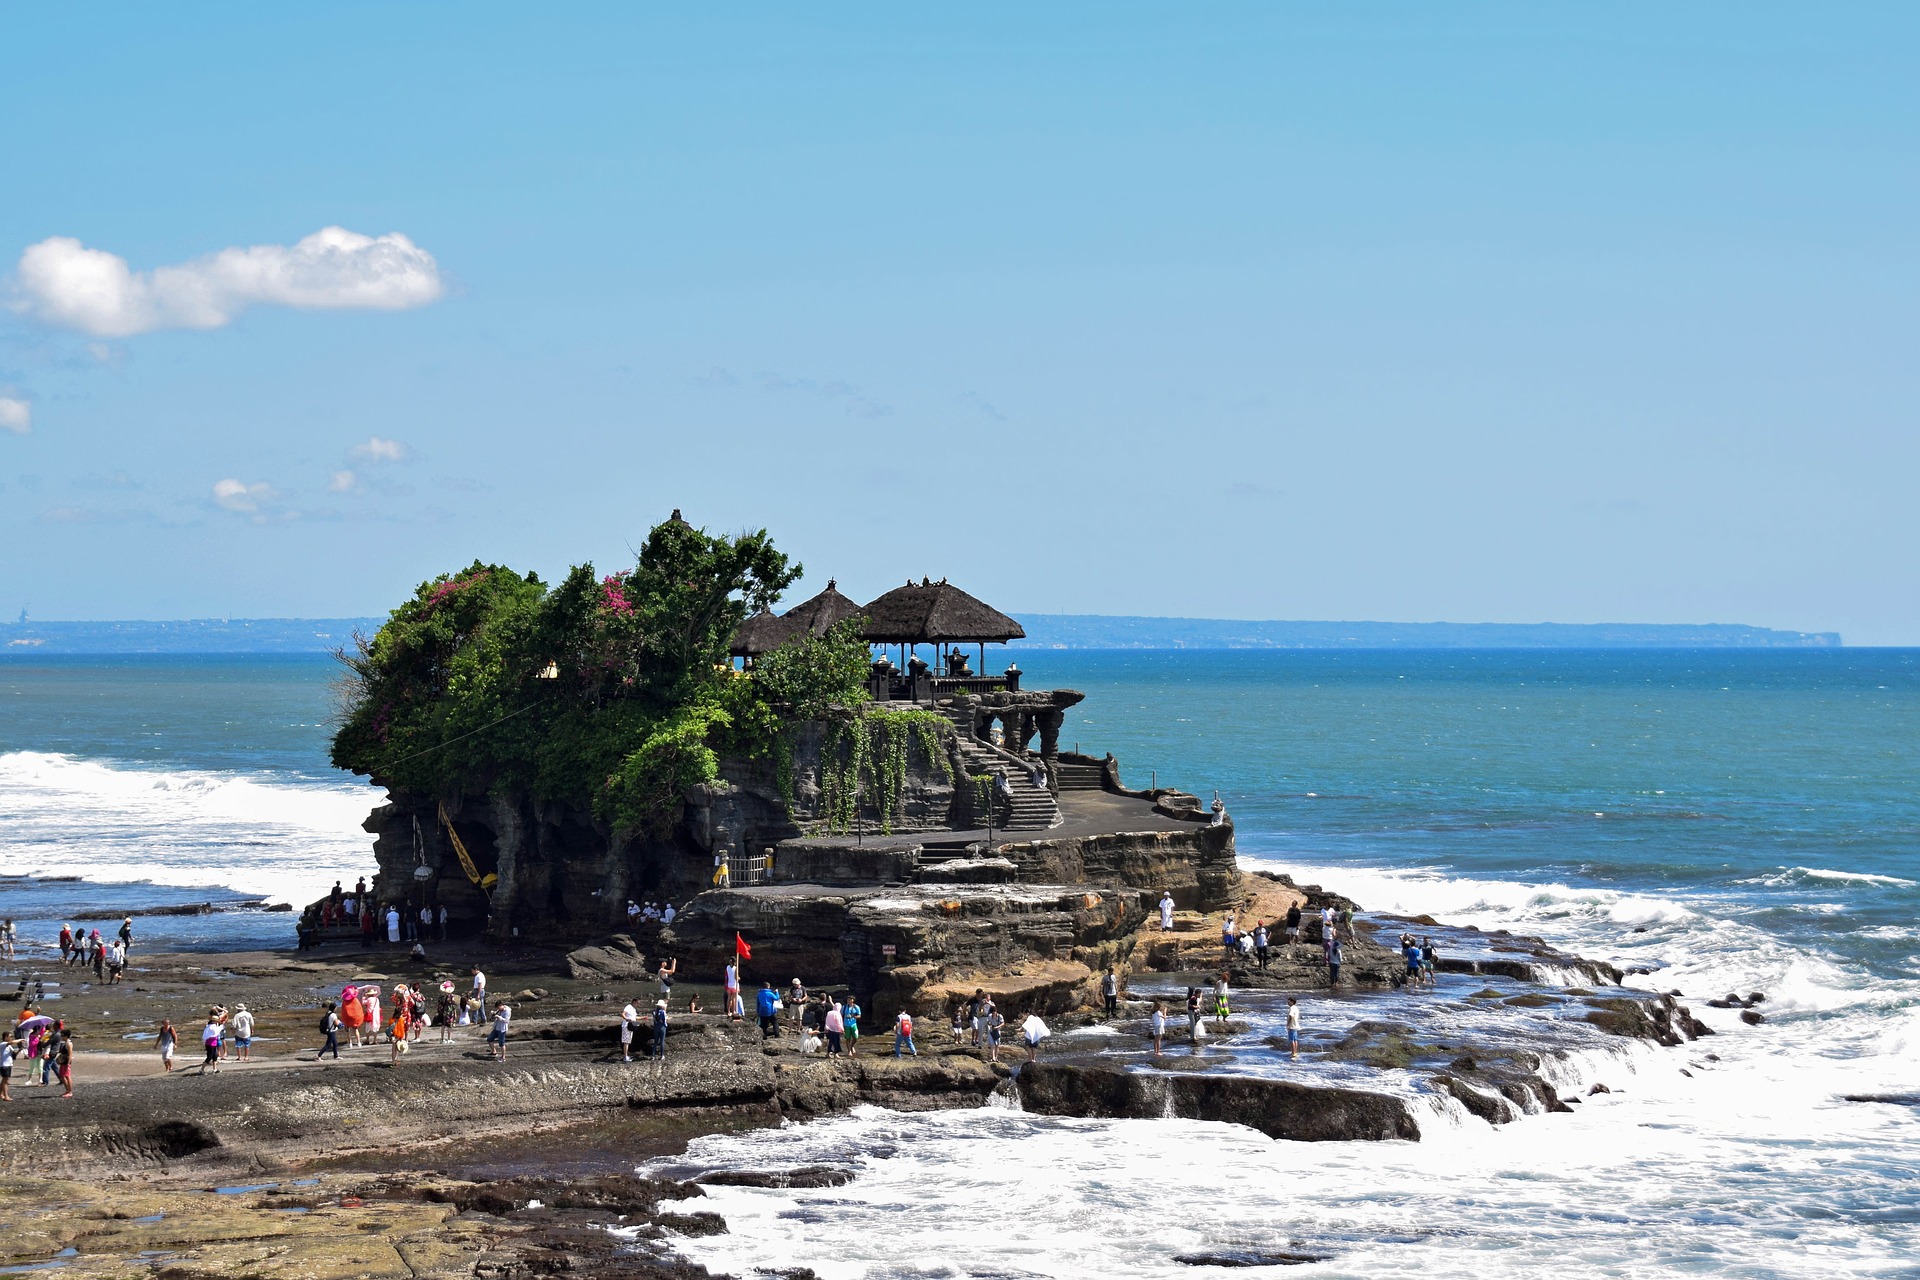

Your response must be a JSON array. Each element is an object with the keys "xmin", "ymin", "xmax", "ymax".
[
  {"xmin": 117, "ymin": 916, "xmax": 134, "ymax": 953},
  {"xmin": 408, "ymin": 984, "xmax": 428, "ymax": 1040},
  {"xmin": 54, "ymin": 1029, "xmax": 74, "ymax": 1099},
  {"xmin": 106, "ymin": 937, "xmax": 126, "ymax": 984},
  {"xmin": 58, "ymin": 923, "xmax": 73, "ymax": 963},
  {"xmin": 651, "ymin": 999, "xmax": 669, "ymax": 1060},
  {"xmin": 1253, "ymin": 922, "xmax": 1270, "ymax": 970},
  {"xmin": 409, "ymin": 939, "xmax": 427, "ymax": 962},
  {"xmin": 470, "ymin": 967, "xmax": 487, "ymax": 1006},
  {"xmin": 488, "ymin": 1000, "xmax": 512, "ymax": 1060},
  {"xmin": 0, "ymin": 918, "xmax": 14, "ymax": 961},
  {"xmin": 1328, "ymin": 934, "xmax": 1344, "ymax": 987},
  {"xmin": 356, "ymin": 876, "xmax": 368, "ymax": 901},
  {"xmin": 1214, "ymin": 971, "xmax": 1232, "ymax": 1020},
  {"xmin": 0, "ymin": 1030, "xmax": 16, "ymax": 1100},
  {"xmin": 198, "ymin": 1010, "xmax": 224, "ymax": 1075},
  {"xmin": 1238, "ymin": 930, "xmax": 1256, "ymax": 962},
  {"xmin": 723, "ymin": 959, "xmax": 741, "ymax": 1021},
  {"xmin": 656, "ymin": 956, "xmax": 678, "ymax": 1001},
  {"xmin": 318, "ymin": 1002, "xmax": 341, "ymax": 1060},
  {"xmin": 360, "ymin": 905, "xmax": 377, "ymax": 947},
  {"xmin": 893, "ymin": 1008, "xmax": 916, "ymax": 1057},
  {"xmin": 157, "ymin": 1018, "xmax": 177, "ymax": 1072},
  {"xmin": 1337, "ymin": 905, "xmax": 1354, "ymax": 937},
  {"xmin": 1321, "ymin": 920, "xmax": 1336, "ymax": 967},
  {"xmin": 1159, "ymin": 892, "xmax": 1175, "ymax": 931},
  {"xmin": 362, "ymin": 986, "xmax": 382, "ymax": 1038},
  {"xmin": 389, "ymin": 1000, "xmax": 410, "ymax": 1065},
  {"xmin": 1401, "ymin": 935, "xmax": 1422, "ymax": 989},
  {"xmin": 824, "ymin": 997, "xmax": 844, "ymax": 1057},
  {"xmin": 1221, "ymin": 912, "xmax": 1238, "ymax": 961},
  {"xmin": 985, "ymin": 1004, "xmax": 1005, "ymax": 1063},
  {"xmin": 436, "ymin": 903, "xmax": 449, "ymax": 940},
  {"xmin": 1284, "ymin": 903, "xmax": 1302, "ymax": 946},
  {"xmin": 1419, "ymin": 936, "xmax": 1438, "ymax": 987},
  {"xmin": 1101, "ymin": 967, "xmax": 1120, "ymax": 1019},
  {"xmin": 686, "ymin": 993, "xmax": 702, "ymax": 1014},
  {"xmin": 232, "ymin": 1003, "xmax": 254, "ymax": 1062},
  {"xmin": 787, "ymin": 977, "xmax": 806, "ymax": 1028},
  {"xmin": 91, "ymin": 932, "xmax": 107, "ymax": 980},
  {"xmin": 1022, "ymin": 1013, "xmax": 1048, "ymax": 1062},
  {"xmin": 1319, "ymin": 904, "xmax": 1335, "ymax": 938},
  {"xmin": 340, "ymin": 985, "xmax": 365, "ymax": 1047},
  {"xmin": 1285, "ymin": 997, "xmax": 1302, "ymax": 1061},
  {"xmin": 967, "ymin": 988, "xmax": 988, "ymax": 1045},
  {"xmin": 620, "ymin": 999, "xmax": 639, "ymax": 1062},
  {"xmin": 38, "ymin": 1022, "xmax": 59, "ymax": 1085},
  {"xmin": 385, "ymin": 904, "xmax": 402, "ymax": 944},
  {"xmin": 756, "ymin": 982, "xmax": 780, "ymax": 1040},
  {"xmin": 1186, "ymin": 986, "xmax": 1202, "ymax": 1041},
  {"xmin": 1149, "ymin": 1002, "xmax": 1166, "ymax": 1054},
  {"xmin": 418, "ymin": 904, "xmax": 433, "ymax": 943},
  {"xmin": 843, "ymin": 995, "xmax": 861, "ymax": 1056},
  {"xmin": 950, "ymin": 1004, "xmax": 967, "ymax": 1041}
]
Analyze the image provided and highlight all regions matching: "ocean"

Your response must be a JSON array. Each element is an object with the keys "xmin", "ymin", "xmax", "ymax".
[{"xmin": 3, "ymin": 648, "xmax": 1917, "ymax": 1275}]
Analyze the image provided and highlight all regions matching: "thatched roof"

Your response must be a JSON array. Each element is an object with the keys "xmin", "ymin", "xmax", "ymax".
[
  {"xmin": 860, "ymin": 578, "xmax": 1025, "ymax": 645},
  {"xmin": 781, "ymin": 579, "xmax": 864, "ymax": 640},
  {"xmin": 730, "ymin": 608, "xmax": 790, "ymax": 658},
  {"xmin": 729, "ymin": 580, "xmax": 867, "ymax": 657}
]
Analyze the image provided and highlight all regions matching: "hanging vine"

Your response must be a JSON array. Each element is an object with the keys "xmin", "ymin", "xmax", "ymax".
[{"xmin": 816, "ymin": 708, "xmax": 954, "ymax": 834}]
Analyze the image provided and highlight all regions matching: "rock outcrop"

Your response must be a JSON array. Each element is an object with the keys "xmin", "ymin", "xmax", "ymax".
[{"xmin": 1015, "ymin": 1061, "xmax": 1423, "ymax": 1142}]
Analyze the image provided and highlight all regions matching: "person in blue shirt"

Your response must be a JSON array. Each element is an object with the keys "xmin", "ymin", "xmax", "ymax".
[
  {"xmin": 756, "ymin": 982, "xmax": 780, "ymax": 1040},
  {"xmin": 651, "ymin": 1000, "xmax": 670, "ymax": 1059}
]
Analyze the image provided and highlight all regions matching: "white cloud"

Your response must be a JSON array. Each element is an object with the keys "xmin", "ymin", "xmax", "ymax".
[
  {"xmin": 329, "ymin": 469, "xmax": 359, "ymax": 493},
  {"xmin": 350, "ymin": 436, "xmax": 409, "ymax": 463},
  {"xmin": 11, "ymin": 227, "xmax": 444, "ymax": 337},
  {"xmin": 212, "ymin": 478, "xmax": 275, "ymax": 514},
  {"xmin": 0, "ymin": 397, "xmax": 28, "ymax": 435}
]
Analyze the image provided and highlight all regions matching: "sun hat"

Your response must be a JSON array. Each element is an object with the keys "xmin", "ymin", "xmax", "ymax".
[{"xmin": 439, "ymin": 980, "xmax": 456, "ymax": 993}]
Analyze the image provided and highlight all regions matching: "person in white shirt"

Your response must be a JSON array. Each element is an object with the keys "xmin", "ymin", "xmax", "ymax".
[
  {"xmin": 661, "ymin": 902, "xmax": 676, "ymax": 925},
  {"xmin": 385, "ymin": 907, "xmax": 401, "ymax": 943},
  {"xmin": 232, "ymin": 1004, "xmax": 255, "ymax": 1062},
  {"xmin": 1159, "ymin": 893, "xmax": 1175, "ymax": 931},
  {"xmin": 619, "ymin": 1001, "xmax": 639, "ymax": 1063},
  {"xmin": 1285, "ymin": 997, "xmax": 1302, "ymax": 1061}
]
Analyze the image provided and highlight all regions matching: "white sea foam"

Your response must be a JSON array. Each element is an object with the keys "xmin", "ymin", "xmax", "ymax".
[
  {"xmin": 1747, "ymin": 866, "xmax": 1919, "ymax": 889},
  {"xmin": 0, "ymin": 750, "xmax": 380, "ymax": 903}
]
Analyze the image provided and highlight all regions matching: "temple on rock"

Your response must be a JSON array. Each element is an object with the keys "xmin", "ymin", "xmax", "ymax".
[{"xmin": 333, "ymin": 520, "xmax": 1238, "ymax": 1015}]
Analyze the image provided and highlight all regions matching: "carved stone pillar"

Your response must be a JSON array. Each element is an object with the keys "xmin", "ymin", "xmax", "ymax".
[{"xmin": 1037, "ymin": 709, "xmax": 1064, "ymax": 762}]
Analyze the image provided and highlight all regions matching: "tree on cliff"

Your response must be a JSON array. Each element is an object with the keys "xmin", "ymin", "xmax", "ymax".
[{"xmin": 329, "ymin": 514, "xmax": 804, "ymax": 831}]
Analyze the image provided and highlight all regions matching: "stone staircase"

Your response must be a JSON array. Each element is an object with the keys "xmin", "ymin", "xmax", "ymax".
[
  {"xmin": 942, "ymin": 709, "xmax": 1061, "ymax": 831},
  {"xmin": 1052, "ymin": 759, "xmax": 1107, "ymax": 792}
]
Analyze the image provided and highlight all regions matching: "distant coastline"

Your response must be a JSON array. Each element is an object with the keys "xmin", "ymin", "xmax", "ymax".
[
  {"xmin": 0, "ymin": 614, "xmax": 1843, "ymax": 654},
  {"xmin": 1010, "ymin": 615, "xmax": 1843, "ymax": 650}
]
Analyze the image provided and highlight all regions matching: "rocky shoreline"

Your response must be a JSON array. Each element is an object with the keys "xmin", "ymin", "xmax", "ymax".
[{"xmin": 0, "ymin": 865, "xmax": 1722, "ymax": 1279}]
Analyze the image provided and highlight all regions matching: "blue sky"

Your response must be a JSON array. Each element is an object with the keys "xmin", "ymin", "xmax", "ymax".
[{"xmin": 3, "ymin": 5, "xmax": 1916, "ymax": 642}]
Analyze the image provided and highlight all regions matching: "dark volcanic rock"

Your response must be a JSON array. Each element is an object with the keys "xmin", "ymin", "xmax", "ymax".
[
  {"xmin": 1015, "ymin": 1061, "xmax": 1421, "ymax": 1142},
  {"xmin": 1740, "ymin": 1009, "xmax": 1767, "ymax": 1025},
  {"xmin": 1174, "ymin": 1250, "xmax": 1330, "ymax": 1267}
]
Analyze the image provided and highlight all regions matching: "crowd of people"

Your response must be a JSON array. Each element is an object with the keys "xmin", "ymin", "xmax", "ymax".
[
  {"xmin": 299, "ymin": 879, "xmax": 452, "ymax": 952},
  {"xmin": 47, "ymin": 918, "xmax": 133, "ymax": 984}
]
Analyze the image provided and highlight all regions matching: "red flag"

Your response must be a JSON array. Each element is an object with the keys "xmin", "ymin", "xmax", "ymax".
[{"xmin": 735, "ymin": 932, "xmax": 752, "ymax": 960}]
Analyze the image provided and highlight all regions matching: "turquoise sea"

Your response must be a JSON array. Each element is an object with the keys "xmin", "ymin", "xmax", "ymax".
[{"xmin": 3, "ymin": 648, "xmax": 1917, "ymax": 1276}]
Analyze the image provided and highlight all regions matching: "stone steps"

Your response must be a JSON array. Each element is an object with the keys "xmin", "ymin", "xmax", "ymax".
[
  {"xmin": 949, "ymin": 730, "xmax": 1060, "ymax": 831},
  {"xmin": 1052, "ymin": 761, "xmax": 1106, "ymax": 792}
]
